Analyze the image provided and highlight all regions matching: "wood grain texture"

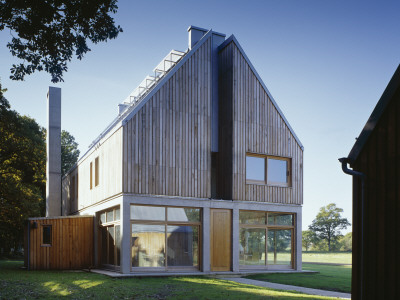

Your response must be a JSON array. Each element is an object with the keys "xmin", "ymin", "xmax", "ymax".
[
  {"xmin": 62, "ymin": 128, "xmax": 123, "ymax": 214},
  {"xmin": 122, "ymin": 38, "xmax": 212, "ymax": 198},
  {"xmin": 218, "ymin": 41, "xmax": 303, "ymax": 205},
  {"xmin": 27, "ymin": 216, "xmax": 93, "ymax": 270},
  {"xmin": 210, "ymin": 209, "xmax": 231, "ymax": 271}
]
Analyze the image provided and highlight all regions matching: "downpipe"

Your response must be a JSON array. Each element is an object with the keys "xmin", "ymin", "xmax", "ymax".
[{"xmin": 339, "ymin": 157, "xmax": 365, "ymax": 300}]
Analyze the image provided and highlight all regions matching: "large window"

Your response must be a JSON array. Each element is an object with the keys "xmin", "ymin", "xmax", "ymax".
[
  {"xmin": 239, "ymin": 210, "xmax": 294, "ymax": 269},
  {"xmin": 246, "ymin": 154, "xmax": 291, "ymax": 187},
  {"xmin": 131, "ymin": 205, "xmax": 201, "ymax": 270}
]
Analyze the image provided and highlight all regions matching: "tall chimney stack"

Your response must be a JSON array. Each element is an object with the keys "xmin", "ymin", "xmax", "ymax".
[{"xmin": 46, "ymin": 87, "xmax": 61, "ymax": 217}]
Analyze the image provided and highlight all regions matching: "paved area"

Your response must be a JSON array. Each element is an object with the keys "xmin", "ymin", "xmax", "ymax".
[
  {"xmin": 90, "ymin": 269, "xmax": 316, "ymax": 278},
  {"xmin": 221, "ymin": 277, "xmax": 351, "ymax": 299}
]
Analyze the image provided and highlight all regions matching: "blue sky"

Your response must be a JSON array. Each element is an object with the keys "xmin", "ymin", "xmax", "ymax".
[{"xmin": 1, "ymin": 0, "xmax": 399, "ymax": 233}]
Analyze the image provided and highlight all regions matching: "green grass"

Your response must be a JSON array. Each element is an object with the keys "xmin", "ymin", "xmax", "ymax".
[
  {"xmin": 0, "ymin": 260, "xmax": 340, "ymax": 299},
  {"xmin": 246, "ymin": 263, "xmax": 351, "ymax": 293},
  {"xmin": 302, "ymin": 252, "xmax": 352, "ymax": 264}
]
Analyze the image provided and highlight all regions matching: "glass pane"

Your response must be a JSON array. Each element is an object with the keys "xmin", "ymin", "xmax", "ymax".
[
  {"xmin": 101, "ymin": 227, "xmax": 107, "ymax": 265},
  {"xmin": 132, "ymin": 224, "xmax": 165, "ymax": 267},
  {"xmin": 268, "ymin": 213, "xmax": 293, "ymax": 226},
  {"xmin": 42, "ymin": 226, "xmax": 51, "ymax": 245},
  {"xmin": 115, "ymin": 208, "xmax": 120, "ymax": 221},
  {"xmin": 267, "ymin": 229, "xmax": 292, "ymax": 266},
  {"xmin": 246, "ymin": 156, "xmax": 265, "ymax": 181},
  {"xmin": 106, "ymin": 210, "xmax": 114, "ymax": 223},
  {"xmin": 239, "ymin": 211, "xmax": 266, "ymax": 225},
  {"xmin": 240, "ymin": 228, "xmax": 265, "ymax": 266},
  {"xmin": 267, "ymin": 158, "xmax": 287, "ymax": 184},
  {"xmin": 100, "ymin": 212, "xmax": 106, "ymax": 224},
  {"xmin": 167, "ymin": 226, "xmax": 199, "ymax": 267},
  {"xmin": 115, "ymin": 225, "xmax": 121, "ymax": 266},
  {"xmin": 167, "ymin": 208, "xmax": 200, "ymax": 222},
  {"xmin": 131, "ymin": 205, "xmax": 165, "ymax": 221},
  {"xmin": 108, "ymin": 226, "xmax": 115, "ymax": 264}
]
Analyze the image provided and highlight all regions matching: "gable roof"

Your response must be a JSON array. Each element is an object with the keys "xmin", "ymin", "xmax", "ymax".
[
  {"xmin": 78, "ymin": 29, "xmax": 215, "ymax": 162},
  {"xmin": 218, "ymin": 35, "xmax": 304, "ymax": 150},
  {"xmin": 348, "ymin": 64, "xmax": 400, "ymax": 163}
]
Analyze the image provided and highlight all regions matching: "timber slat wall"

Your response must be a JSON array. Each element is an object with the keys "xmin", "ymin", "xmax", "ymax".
[
  {"xmin": 123, "ymin": 38, "xmax": 212, "ymax": 198},
  {"xmin": 62, "ymin": 129, "xmax": 123, "ymax": 214},
  {"xmin": 218, "ymin": 41, "xmax": 303, "ymax": 205},
  {"xmin": 352, "ymin": 85, "xmax": 400, "ymax": 300},
  {"xmin": 27, "ymin": 217, "xmax": 93, "ymax": 270}
]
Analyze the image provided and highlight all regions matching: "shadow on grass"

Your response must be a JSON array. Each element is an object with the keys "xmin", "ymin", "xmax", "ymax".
[{"xmin": 0, "ymin": 260, "xmax": 336, "ymax": 299}]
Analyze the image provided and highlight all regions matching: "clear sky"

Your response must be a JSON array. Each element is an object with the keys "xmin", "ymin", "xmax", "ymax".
[{"xmin": 1, "ymin": 0, "xmax": 399, "ymax": 233}]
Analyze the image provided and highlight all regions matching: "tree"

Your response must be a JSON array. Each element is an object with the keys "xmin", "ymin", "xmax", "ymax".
[
  {"xmin": 339, "ymin": 232, "xmax": 352, "ymax": 252},
  {"xmin": 302, "ymin": 230, "xmax": 316, "ymax": 251},
  {"xmin": 309, "ymin": 203, "xmax": 350, "ymax": 252},
  {"xmin": 0, "ymin": 84, "xmax": 45, "ymax": 255},
  {"xmin": 61, "ymin": 130, "xmax": 80, "ymax": 177},
  {"xmin": 0, "ymin": 84, "xmax": 80, "ymax": 255},
  {"xmin": 0, "ymin": 0, "xmax": 122, "ymax": 83}
]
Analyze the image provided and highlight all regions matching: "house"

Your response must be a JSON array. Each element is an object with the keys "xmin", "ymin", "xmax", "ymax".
[
  {"xmin": 28, "ymin": 26, "xmax": 304, "ymax": 274},
  {"xmin": 340, "ymin": 65, "xmax": 400, "ymax": 299}
]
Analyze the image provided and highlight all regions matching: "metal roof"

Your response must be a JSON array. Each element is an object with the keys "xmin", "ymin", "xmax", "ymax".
[{"xmin": 348, "ymin": 64, "xmax": 400, "ymax": 163}]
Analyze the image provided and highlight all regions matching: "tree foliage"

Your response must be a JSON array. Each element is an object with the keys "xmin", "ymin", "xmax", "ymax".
[
  {"xmin": 308, "ymin": 203, "xmax": 350, "ymax": 252},
  {"xmin": 0, "ymin": 0, "xmax": 122, "ymax": 82},
  {"xmin": 61, "ymin": 130, "xmax": 80, "ymax": 177},
  {"xmin": 302, "ymin": 230, "xmax": 316, "ymax": 251},
  {"xmin": 0, "ymin": 84, "xmax": 45, "ymax": 255},
  {"xmin": 0, "ymin": 84, "xmax": 80, "ymax": 255}
]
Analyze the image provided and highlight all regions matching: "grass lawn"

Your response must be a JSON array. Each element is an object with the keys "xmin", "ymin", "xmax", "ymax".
[
  {"xmin": 246, "ymin": 263, "xmax": 351, "ymax": 293},
  {"xmin": 302, "ymin": 252, "xmax": 352, "ymax": 264},
  {"xmin": 0, "ymin": 260, "xmax": 340, "ymax": 300}
]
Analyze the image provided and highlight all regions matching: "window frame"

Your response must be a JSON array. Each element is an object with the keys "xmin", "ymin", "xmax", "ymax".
[
  {"xmin": 239, "ymin": 210, "xmax": 295, "ymax": 270},
  {"xmin": 95, "ymin": 157, "xmax": 99, "ymax": 187},
  {"xmin": 41, "ymin": 225, "xmax": 52, "ymax": 247},
  {"xmin": 246, "ymin": 153, "xmax": 291, "ymax": 187},
  {"xmin": 130, "ymin": 204, "xmax": 202, "ymax": 271}
]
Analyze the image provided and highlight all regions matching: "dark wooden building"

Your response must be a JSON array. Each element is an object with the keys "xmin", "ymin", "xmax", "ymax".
[{"xmin": 341, "ymin": 65, "xmax": 400, "ymax": 299}]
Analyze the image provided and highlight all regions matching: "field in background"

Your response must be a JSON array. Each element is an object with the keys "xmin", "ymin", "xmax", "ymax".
[
  {"xmin": 247, "ymin": 263, "xmax": 351, "ymax": 293},
  {"xmin": 0, "ymin": 260, "xmax": 340, "ymax": 300},
  {"xmin": 302, "ymin": 252, "xmax": 352, "ymax": 264}
]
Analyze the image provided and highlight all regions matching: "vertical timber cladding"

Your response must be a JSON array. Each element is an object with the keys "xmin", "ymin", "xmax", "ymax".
[
  {"xmin": 219, "ymin": 41, "xmax": 303, "ymax": 204},
  {"xmin": 28, "ymin": 216, "xmax": 93, "ymax": 270},
  {"xmin": 123, "ymin": 38, "xmax": 212, "ymax": 198},
  {"xmin": 351, "ymin": 88, "xmax": 400, "ymax": 299}
]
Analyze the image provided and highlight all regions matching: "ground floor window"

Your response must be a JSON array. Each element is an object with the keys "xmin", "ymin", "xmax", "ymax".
[
  {"xmin": 239, "ymin": 210, "xmax": 294, "ymax": 269},
  {"xmin": 131, "ymin": 205, "xmax": 200, "ymax": 270},
  {"xmin": 98, "ymin": 207, "xmax": 121, "ymax": 269}
]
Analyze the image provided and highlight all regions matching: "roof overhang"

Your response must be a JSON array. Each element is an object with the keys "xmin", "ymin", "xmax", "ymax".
[{"xmin": 348, "ymin": 64, "xmax": 400, "ymax": 163}]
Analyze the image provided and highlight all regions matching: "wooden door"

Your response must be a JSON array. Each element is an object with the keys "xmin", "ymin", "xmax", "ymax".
[{"xmin": 210, "ymin": 209, "xmax": 232, "ymax": 271}]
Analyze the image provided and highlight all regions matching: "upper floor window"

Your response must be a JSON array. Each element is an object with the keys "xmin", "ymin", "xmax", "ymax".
[
  {"xmin": 246, "ymin": 154, "xmax": 291, "ymax": 187},
  {"xmin": 95, "ymin": 157, "xmax": 99, "ymax": 187}
]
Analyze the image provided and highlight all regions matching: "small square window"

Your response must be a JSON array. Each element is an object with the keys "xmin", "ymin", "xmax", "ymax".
[
  {"xmin": 267, "ymin": 158, "xmax": 290, "ymax": 186},
  {"xmin": 42, "ymin": 225, "xmax": 52, "ymax": 246},
  {"xmin": 246, "ymin": 156, "xmax": 265, "ymax": 182}
]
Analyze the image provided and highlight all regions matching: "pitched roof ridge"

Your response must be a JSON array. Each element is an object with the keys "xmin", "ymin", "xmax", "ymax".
[
  {"xmin": 348, "ymin": 64, "xmax": 400, "ymax": 163},
  {"xmin": 77, "ymin": 29, "xmax": 214, "ymax": 164},
  {"xmin": 219, "ymin": 35, "xmax": 304, "ymax": 150}
]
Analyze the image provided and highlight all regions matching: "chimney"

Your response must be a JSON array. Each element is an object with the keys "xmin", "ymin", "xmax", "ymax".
[
  {"xmin": 46, "ymin": 87, "xmax": 61, "ymax": 217},
  {"xmin": 188, "ymin": 25, "xmax": 208, "ymax": 50}
]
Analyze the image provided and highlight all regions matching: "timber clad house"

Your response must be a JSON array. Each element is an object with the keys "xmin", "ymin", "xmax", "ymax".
[{"xmin": 26, "ymin": 26, "xmax": 303, "ymax": 274}]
